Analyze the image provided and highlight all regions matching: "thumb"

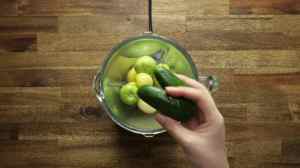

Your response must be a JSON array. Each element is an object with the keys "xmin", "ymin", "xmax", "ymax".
[{"xmin": 156, "ymin": 113, "xmax": 192, "ymax": 144}]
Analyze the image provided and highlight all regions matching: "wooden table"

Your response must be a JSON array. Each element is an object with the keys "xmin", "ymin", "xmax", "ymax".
[{"xmin": 0, "ymin": 0, "xmax": 300, "ymax": 167}]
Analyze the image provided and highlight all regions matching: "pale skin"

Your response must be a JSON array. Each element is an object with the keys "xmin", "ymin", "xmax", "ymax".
[{"xmin": 155, "ymin": 75, "xmax": 229, "ymax": 168}]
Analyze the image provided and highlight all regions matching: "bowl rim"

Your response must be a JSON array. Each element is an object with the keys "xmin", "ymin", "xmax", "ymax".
[{"xmin": 94, "ymin": 33, "xmax": 199, "ymax": 137}]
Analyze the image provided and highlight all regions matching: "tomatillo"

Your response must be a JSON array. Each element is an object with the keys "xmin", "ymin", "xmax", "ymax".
[
  {"xmin": 136, "ymin": 73, "xmax": 153, "ymax": 88},
  {"xmin": 135, "ymin": 56, "xmax": 157, "ymax": 74},
  {"xmin": 120, "ymin": 82, "xmax": 139, "ymax": 106}
]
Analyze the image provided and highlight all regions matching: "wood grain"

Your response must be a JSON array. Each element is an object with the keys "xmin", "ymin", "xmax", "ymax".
[
  {"xmin": 0, "ymin": 140, "xmax": 58, "ymax": 168},
  {"xmin": 58, "ymin": 15, "xmax": 147, "ymax": 34},
  {"xmin": 227, "ymin": 140, "xmax": 282, "ymax": 161},
  {"xmin": 263, "ymin": 163, "xmax": 300, "ymax": 168},
  {"xmin": 190, "ymin": 50, "xmax": 300, "ymax": 69},
  {"xmin": 0, "ymin": 16, "xmax": 58, "ymax": 33},
  {"xmin": 0, "ymin": 124, "xmax": 18, "ymax": 140},
  {"xmin": 0, "ymin": 69, "xmax": 96, "ymax": 87},
  {"xmin": 186, "ymin": 0, "xmax": 229, "ymax": 15},
  {"xmin": 0, "ymin": 105, "xmax": 62, "ymax": 123},
  {"xmin": 37, "ymin": 32, "xmax": 121, "ymax": 51},
  {"xmin": 282, "ymin": 138, "xmax": 300, "ymax": 163},
  {"xmin": 230, "ymin": 0, "xmax": 300, "ymax": 14},
  {"xmin": 0, "ymin": 0, "xmax": 18, "ymax": 16},
  {"xmin": 152, "ymin": 0, "xmax": 186, "ymax": 15},
  {"xmin": 58, "ymin": 15, "xmax": 186, "ymax": 34},
  {"xmin": 0, "ymin": 33, "xmax": 36, "ymax": 52},
  {"xmin": 185, "ymin": 31, "xmax": 300, "ymax": 50},
  {"xmin": 0, "ymin": 87, "xmax": 62, "ymax": 105},
  {"xmin": 226, "ymin": 122, "xmax": 300, "ymax": 141},
  {"xmin": 17, "ymin": 0, "xmax": 145, "ymax": 16},
  {"xmin": 0, "ymin": 51, "xmax": 104, "ymax": 69},
  {"xmin": 0, "ymin": 0, "xmax": 300, "ymax": 167},
  {"xmin": 187, "ymin": 15, "xmax": 300, "ymax": 36}
]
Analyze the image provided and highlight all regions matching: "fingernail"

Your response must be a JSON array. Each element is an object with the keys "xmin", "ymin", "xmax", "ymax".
[{"xmin": 166, "ymin": 87, "xmax": 175, "ymax": 91}]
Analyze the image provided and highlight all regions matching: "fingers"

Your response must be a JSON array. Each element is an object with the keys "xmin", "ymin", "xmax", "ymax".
[
  {"xmin": 166, "ymin": 86, "xmax": 221, "ymax": 123},
  {"xmin": 155, "ymin": 113, "xmax": 193, "ymax": 144},
  {"xmin": 176, "ymin": 74, "xmax": 205, "ymax": 89}
]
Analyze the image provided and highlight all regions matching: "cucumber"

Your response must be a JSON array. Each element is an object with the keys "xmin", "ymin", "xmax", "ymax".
[
  {"xmin": 138, "ymin": 66, "xmax": 197, "ymax": 122},
  {"xmin": 154, "ymin": 66, "xmax": 185, "ymax": 88},
  {"xmin": 138, "ymin": 86, "xmax": 196, "ymax": 122}
]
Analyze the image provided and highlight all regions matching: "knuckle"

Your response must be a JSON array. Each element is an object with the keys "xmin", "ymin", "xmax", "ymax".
[
  {"xmin": 193, "ymin": 90, "xmax": 202, "ymax": 97},
  {"xmin": 196, "ymin": 85, "xmax": 209, "ymax": 96},
  {"xmin": 164, "ymin": 119, "xmax": 178, "ymax": 130},
  {"xmin": 197, "ymin": 82, "xmax": 209, "ymax": 90},
  {"xmin": 216, "ymin": 115, "xmax": 225, "ymax": 125}
]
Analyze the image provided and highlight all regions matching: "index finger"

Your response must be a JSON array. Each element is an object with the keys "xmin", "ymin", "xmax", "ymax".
[
  {"xmin": 166, "ymin": 86, "xmax": 222, "ymax": 123},
  {"xmin": 176, "ymin": 74, "xmax": 206, "ymax": 90}
]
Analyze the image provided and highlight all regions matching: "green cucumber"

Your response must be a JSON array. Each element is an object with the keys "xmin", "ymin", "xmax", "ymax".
[
  {"xmin": 138, "ymin": 86, "xmax": 196, "ymax": 122},
  {"xmin": 154, "ymin": 66, "xmax": 185, "ymax": 88}
]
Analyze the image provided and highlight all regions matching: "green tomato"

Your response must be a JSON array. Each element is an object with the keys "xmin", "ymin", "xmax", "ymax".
[
  {"xmin": 135, "ymin": 56, "xmax": 157, "ymax": 74},
  {"xmin": 120, "ymin": 82, "xmax": 139, "ymax": 106},
  {"xmin": 136, "ymin": 73, "xmax": 153, "ymax": 88},
  {"xmin": 127, "ymin": 67, "xmax": 137, "ymax": 82},
  {"xmin": 138, "ymin": 99, "xmax": 157, "ymax": 114},
  {"xmin": 157, "ymin": 63, "xmax": 170, "ymax": 70}
]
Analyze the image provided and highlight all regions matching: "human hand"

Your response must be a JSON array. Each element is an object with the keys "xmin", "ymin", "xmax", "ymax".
[{"xmin": 155, "ymin": 75, "xmax": 229, "ymax": 168}]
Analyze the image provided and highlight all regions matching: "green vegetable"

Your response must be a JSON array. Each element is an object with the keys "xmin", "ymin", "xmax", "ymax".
[
  {"xmin": 138, "ymin": 86, "xmax": 196, "ymax": 122},
  {"xmin": 135, "ymin": 56, "xmax": 157, "ymax": 74},
  {"xmin": 127, "ymin": 68, "xmax": 137, "ymax": 82},
  {"xmin": 136, "ymin": 73, "xmax": 153, "ymax": 88},
  {"xmin": 120, "ymin": 82, "xmax": 139, "ymax": 106},
  {"xmin": 157, "ymin": 64, "xmax": 170, "ymax": 70},
  {"xmin": 137, "ymin": 99, "xmax": 156, "ymax": 114},
  {"xmin": 154, "ymin": 66, "xmax": 185, "ymax": 88},
  {"xmin": 121, "ymin": 40, "xmax": 166, "ymax": 58}
]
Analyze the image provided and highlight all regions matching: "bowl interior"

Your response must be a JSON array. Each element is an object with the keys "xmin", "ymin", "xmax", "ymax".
[{"xmin": 100, "ymin": 35, "xmax": 198, "ymax": 134}]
